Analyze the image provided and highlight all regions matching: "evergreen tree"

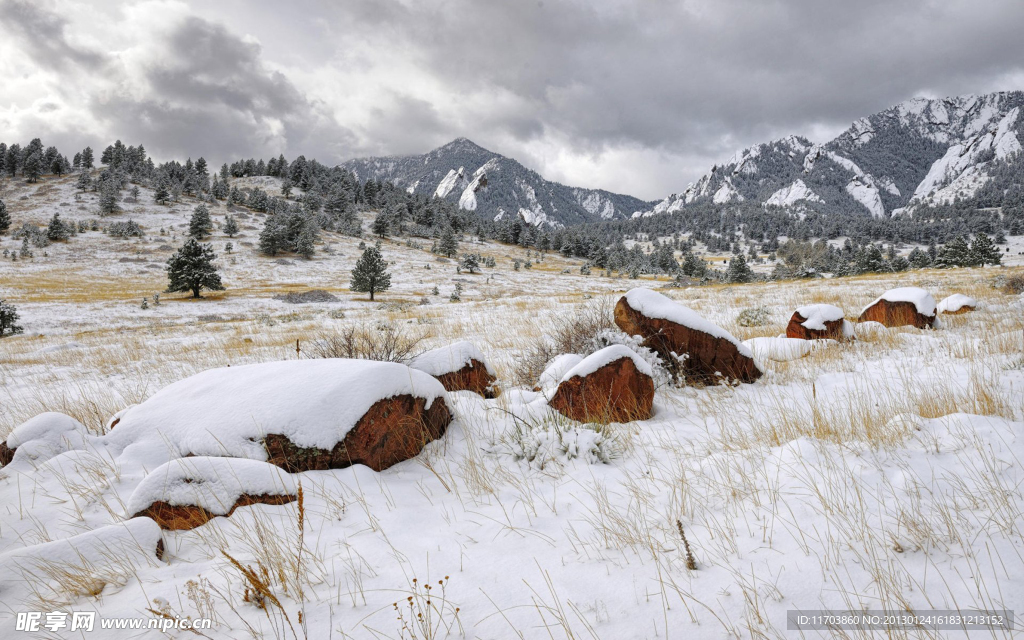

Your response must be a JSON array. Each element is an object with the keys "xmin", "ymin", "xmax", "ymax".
[
  {"xmin": 725, "ymin": 254, "xmax": 754, "ymax": 283},
  {"xmin": 969, "ymin": 233, "xmax": 1001, "ymax": 266},
  {"xmin": 224, "ymin": 215, "xmax": 239, "ymax": 238},
  {"xmin": 857, "ymin": 244, "xmax": 885, "ymax": 273},
  {"xmin": 189, "ymin": 204, "xmax": 213, "ymax": 238},
  {"xmin": 681, "ymin": 253, "xmax": 707, "ymax": 278},
  {"xmin": 295, "ymin": 220, "xmax": 318, "ymax": 259},
  {"xmin": 165, "ymin": 238, "xmax": 225, "ymax": 298},
  {"xmin": 372, "ymin": 211, "xmax": 390, "ymax": 238},
  {"xmin": 81, "ymin": 146, "xmax": 94, "ymax": 170},
  {"xmin": 0, "ymin": 299, "xmax": 23, "ymax": 337},
  {"xmin": 350, "ymin": 245, "xmax": 391, "ymax": 301},
  {"xmin": 47, "ymin": 213, "xmax": 71, "ymax": 241},
  {"xmin": 907, "ymin": 247, "xmax": 931, "ymax": 269},
  {"xmin": 76, "ymin": 172, "xmax": 92, "ymax": 191},
  {"xmin": 459, "ymin": 253, "xmax": 480, "ymax": 274},
  {"xmin": 0, "ymin": 199, "xmax": 8, "ymax": 235},
  {"xmin": 23, "ymin": 152, "xmax": 42, "ymax": 183},
  {"xmin": 437, "ymin": 226, "xmax": 459, "ymax": 258},
  {"xmin": 154, "ymin": 179, "xmax": 170, "ymax": 205},
  {"xmin": 98, "ymin": 181, "xmax": 119, "ymax": 215},
  {"xmin": 935, "ymin": 236, "xmax": 971, "ymax": 268}
]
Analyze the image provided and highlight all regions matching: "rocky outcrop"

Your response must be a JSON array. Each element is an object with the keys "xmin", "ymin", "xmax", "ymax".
[
  {"xmin": 548, "ymin": 346, "xmax": 654, "ymax": 423},
  {"xmin": 263, "ymin": 394, "xmax": 452, "ymax": 472},
  {"xmin": 614, "ymin": 288, "xmax": 762, "ymax": 384},
  {"xmin": 0, "ymin": 441, "xmax": 13, "ymax": 467},
  {"xmin": 786, "ymin": 304, "xmax": 852, "ymax": 341},
  {"xmin": 858, "ymin": 288, "xmax": 937, "ymax": 328},
  {"xmin": 410, "ymin": 342, "xmax": 499, "ymax": 398},
  {"xmin": 937, "ymin": 294, "xmax": 977, "ymax": 315}
]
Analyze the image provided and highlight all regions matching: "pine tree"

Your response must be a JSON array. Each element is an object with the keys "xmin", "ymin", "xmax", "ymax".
[
  {"xmin": 76, "ymin": 172, "xmax": 92, "ymax": 191},
  {"xmin": 857, "ymin": 244, "xmax": 885, "ymax": 273},
  {"xmin": 81, "ymin": 147, "xmax": 94, "ymax": 170},
  {"xmin": 681, "ymin": 253, "xmax": 707, "ymax": 278},
  {"xmin": 969, "ymin": 233, "xmax": 1001, "ymax": 267},
  {"xmin": 295, "ymin": 220, "xmax": 318, "ymax": 259},
  {"xmin": 0, "ymin": 299, "xmax": 23, "ymax": 337},
  {"xmin": 23, "ymin": 152, "xmax": 42, "ymax": 183},
  {"xmin": 98, "ymin": 182, "xmax": 120, "ymax": 215},
  {"xmin": 165, "ymin": 238, "xmax": 224, "ymax": 298},
  {"xmin": 189, "ymin": 204, "xmax": 213, "ymax": 238},
  {"xmin": 459, "ymin": 253, "xmax": 480, "ymax": 274},
  {"xmin": 437, "ymin": 226, "xmax": 459, "ymax": 258},
  {"xmin": 372, "ymin": 211, "xmax": 390, "ymax": 238},
  {"xmin": 350, "ymin": 245, "xmax": 391, "ymax": 301},
  {"xmin": 725, "ymin": 254, "xmax": 754, "ymax": 283},
  {"xmin": 907, "ymin": 247, "xmax": 931, "ymax": 269},
  {"xmin": 935, "ymin": 236, "xmax": 971, "ymax": 268},
  {"xmin": 47, "ymin": 213, "xmax": 71, "ymax": 241},
  {"xmin": 224, "ymin": 215, "xmax": 239, "ymax": 238},
  {"xmin": 154, "ymin": 179, "xmax": 170, "ymax": 205},
  {"xmin": 0, "ymin": 199, "xmax": 9, "ymax": 235}
]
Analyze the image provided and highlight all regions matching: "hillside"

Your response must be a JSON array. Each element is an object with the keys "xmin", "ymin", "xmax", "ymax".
[
  {"xmin": 638, "ymin": 91, "xmax": 1024, "ymax": 220},
  {"xmin": 343, "ymin": 138, "xmax": 654, "ymax": 227}
]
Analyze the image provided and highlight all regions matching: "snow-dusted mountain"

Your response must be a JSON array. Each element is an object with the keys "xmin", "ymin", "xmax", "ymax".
[
  {"xmin": 637, "ymin": 91, "xmax": 1024, "ymax": 219},
  {"xmin": 342, "ymin": 138, "xmax": 653, "ymax": 227}
]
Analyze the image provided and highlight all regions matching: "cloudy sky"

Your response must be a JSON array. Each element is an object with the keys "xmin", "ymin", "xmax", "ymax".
[{"xmin": 2, "ymin": 0, "xmax": 1024, "ymax": 199}]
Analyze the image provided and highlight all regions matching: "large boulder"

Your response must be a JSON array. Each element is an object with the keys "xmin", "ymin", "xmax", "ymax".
[
  {"xmin": 786, "ymin": 304, "xmax": 853, "ymax": 341},
  {"xmin": 409, "ymin": 341, "xmax": 499, "ymax": 398},
  {"xmin": 614, "ymin": 288, "xmax": 762, "ymax": 384},
  {"xmin": 127, "ymin": 457, "xmax": 297, "ymax": 530},
  {"xmin": 106, "ymin": 360, "xmax": 452, "ymax": 473},
  {"xmin": 858, "ymin": 287, "xmax": 937, "ymax": 328},
  {"xmin": 534, "ymin": 353, "xmax": 585, "ymax": 397},
  {"xmin": 549, "ymin": 345, "xmax": 655, "ymax": 423},
  {"xmin": 937, "ymin": 294, "xmax": 977, "ymax": 315}
]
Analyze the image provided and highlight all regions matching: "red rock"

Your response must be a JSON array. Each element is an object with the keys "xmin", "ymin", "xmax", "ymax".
[
  {"xmin": 409, "ymin": 342, "xmax": 499, "ymax": 398},
  {"xmin": 786, "ymin": 305, "xmax": 850, "ymax": 341},
  {"xmin": 614, "ymin": 289, "xmax": 762, "ymax": 384},
  {"xmin": 135, "ymin": 494, "xmax": 297, "ymax": 531},
  {"xmin": 858, "ymin": 300, "xmax": 935, "ymax": 328},
  {"xmin": 263, "ymin": 394, "xmax": 452, "ymax": 472},
  {"xmin": 549, "ymin": 347, "xmax": 654, "ymax": 423},
  {"xmin": 434, "ymin": 360, "xmax": 499, "ymax": 398}
]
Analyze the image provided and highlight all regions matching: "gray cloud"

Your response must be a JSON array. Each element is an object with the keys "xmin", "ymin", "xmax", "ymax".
[{"xmin": 2, "ymin": 0, "xmax": 1024, "ymax": 198}]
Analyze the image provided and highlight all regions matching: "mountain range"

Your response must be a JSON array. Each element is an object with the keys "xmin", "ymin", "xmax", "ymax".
[
  {"xmin": 342, "ymin": 137, "xmax": 652, "ymax": 227},
  {"xmin": 342, "ymin": 90, "xmax": 1024, "ymax": 228},
  {"xmin": 636, "ymin": 90, "xmax": 1024, "ymax": 220}
]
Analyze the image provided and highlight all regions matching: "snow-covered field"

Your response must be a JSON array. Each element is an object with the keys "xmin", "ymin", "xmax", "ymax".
[{"xmin": 1, "ymin": 175, "xmax": 1024, "ymax": 638}]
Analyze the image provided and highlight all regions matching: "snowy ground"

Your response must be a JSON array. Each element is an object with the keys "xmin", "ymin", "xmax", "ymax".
[{"xmin": 1, "ymin": 174, "xmax": 1024, "ymax": 639}]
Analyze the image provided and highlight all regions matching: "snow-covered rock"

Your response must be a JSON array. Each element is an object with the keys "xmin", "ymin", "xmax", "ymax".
[
  {"xmin": 742, "ymin": 337, "xmax": 815, "ymax": 362},
  {"xmin": 410, "ymin": 341, "xmax": 498, "ymax": 398},
  {"xmin": 786, "ymin": 304, "xmax": 854, "ymax": 340},
  {"xmin": 107, "ymin": 359, "xmax": 452, "ymax": 471},
  {"xmin": 549, "ymin": 346, "xmax": 655, "ymax": 424},
  {"xmin": 764, "ymin": 180, "xmax": 822, "ymax": 208},
  {"xmin": 858, "ymin": 288, "xmax": 937, "ymax": 328},
  {"xmin": 936, "ymin": 293, "xmax": 978, "ymax": 314},
  {"xmin": 0, "ymin": 412, "xmax": 91, "ymax": 471},
  {"xmin": 536, "ymin": 354, "xmax": 585, "ymax": 397},
  {"xmin": 127, "ymin": 457, "xmax": 297, "ymax": 530},
  {"xmin": 614, "ymin": 288, "xmax": 762, "ymax": 384}
]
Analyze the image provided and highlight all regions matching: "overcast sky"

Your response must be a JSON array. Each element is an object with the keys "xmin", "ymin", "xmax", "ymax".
[{"xmin": 2, "ymin": 0, "xmax": 1024, "ymax": 199}]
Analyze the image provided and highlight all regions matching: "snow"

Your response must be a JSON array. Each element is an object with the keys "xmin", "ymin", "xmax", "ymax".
[
  {"xmin": 107, "ymin": 359, "xmax": 448, "ymax": 461},
  {"xmin": 0, "ymin": 518, "xmax": 163, "ymax": 602},
  {"xmin": 711, "ymin": 178, "xmax": 744, "ymax": 204},
  {"xmin": 409, "ymin": 340, "xmax": 496, "ymax": 377},
  {"xmin": 126, "ymin": 456, "xmax": 296, "ymax": 516},
  {"xmin": 862, "ymin": 287, "xmax": 937, "ymax": 317},
  {"xmin": 559, "ymin": 344, "xmax": 653, "ymax": 381},
  {"xmin": 764, "ymin": 179, "xmax": 822, "ymax": 208},
  {"xmin": 622, "ymin": 288, "xmax": 752, "ymax": 357},
  {"xmin": 434, "ymin": 167, "xmax": 465, "ymax": 198},
  {"xmin": 1, "ymin": 412, "xmax": 90, "ymax": 471},
  {"xmin": 795, "ymin": 303, "xmax": 845, "ymax": 330},
  {"xmin": 937, "ymin": 293, "xmax": 977, "ymax": 313},
  {"xmin": 458, "ymin": 159, "xmax": 498, "ymax": 211},
  {"xmin": 537, "ymin": 353, "xmax": 584, "ymax": 395},
  {"xmin": 742, "ymin": 336, "xmax": 815, "ymax": 362},
  {"xmin": 845, "ymin": 176, "xmax": 886, "ymax": 218}
]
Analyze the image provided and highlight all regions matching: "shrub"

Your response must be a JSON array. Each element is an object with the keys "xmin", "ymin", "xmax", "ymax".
[
  {"xmin": 107, "ymin": 220, "xmax": 144, "ymax": 238},
  {"xmin": 736, "ymin": 306, "xmax": 771, "ymax": 327},
  {"xmin": 1002, "ymin": 272, "xmax": 1024, "ymax": 295},
  {"xmin": 305, "ymin": 322, "xmax": 424, "ymax": 363}
]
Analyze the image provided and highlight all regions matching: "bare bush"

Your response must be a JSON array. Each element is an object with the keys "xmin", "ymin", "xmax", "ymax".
[
  {"xmin": 305, "ymin": 321, "xmax": 425, "ymax": 363},
  {"xmin": 511, "ymin": 297, "xmax": 617, "ymax": 386},
  {"xmin": 1002, "ymin": 272, "xmax": 1024, "ymax": 295}
]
